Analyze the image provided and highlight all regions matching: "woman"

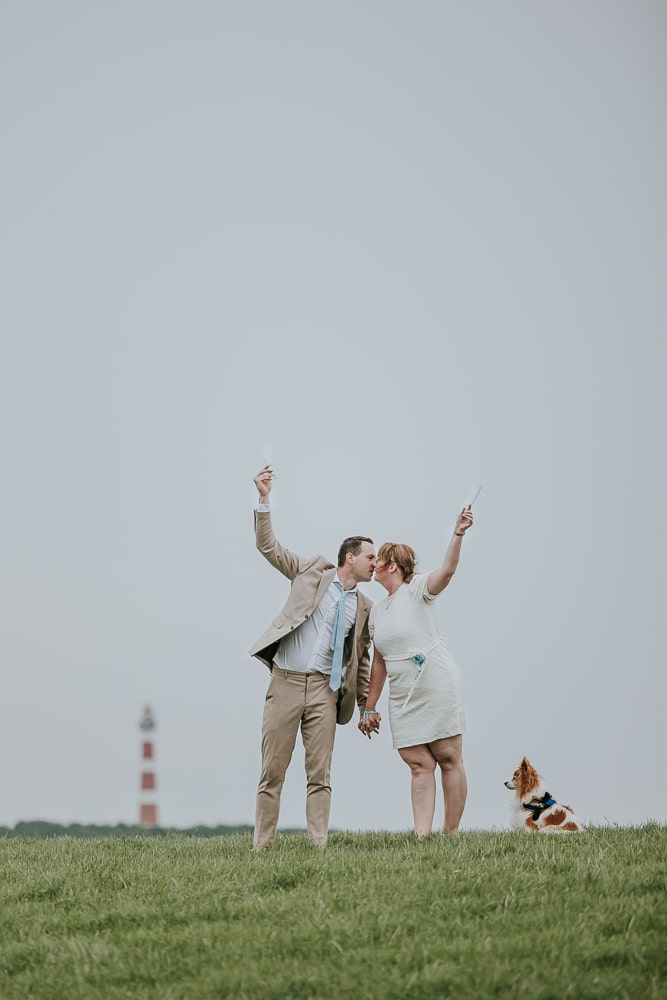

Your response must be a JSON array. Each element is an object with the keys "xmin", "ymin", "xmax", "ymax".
[{"xmin": 360, "ymin": 505, "xmax": 474, "ymax": 836}]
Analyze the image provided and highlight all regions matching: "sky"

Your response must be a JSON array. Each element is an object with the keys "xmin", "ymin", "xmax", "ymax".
[{"xmin": 1, "ymin": 1, "xmax": 665, "ymax": 834}]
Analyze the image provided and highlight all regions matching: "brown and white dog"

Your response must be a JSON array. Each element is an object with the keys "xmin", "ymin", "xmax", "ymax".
[{"xmin": 504, "ymin": 757, "xmax": 583, "ymax": 832}]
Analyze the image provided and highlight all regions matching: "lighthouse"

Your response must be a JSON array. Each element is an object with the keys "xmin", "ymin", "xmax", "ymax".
[{"xmin": 139, "ymin": 705, "xmax": 159, "ymax": 828}]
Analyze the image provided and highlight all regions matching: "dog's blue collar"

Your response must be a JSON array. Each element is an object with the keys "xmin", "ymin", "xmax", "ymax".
[{"xmin": 523, "ymin": 793, "xmax": 556, "ymax": 817}]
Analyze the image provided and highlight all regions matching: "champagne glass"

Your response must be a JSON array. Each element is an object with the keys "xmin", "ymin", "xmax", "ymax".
[{"xmin": 261, "ymin": 442, "xmax": 277, "ymax": 479}]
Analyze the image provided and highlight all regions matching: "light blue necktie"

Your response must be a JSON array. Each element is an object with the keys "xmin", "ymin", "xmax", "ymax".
[{"xmin": 329, "ymin": 581, "xmax": 346, "ymax": 692}]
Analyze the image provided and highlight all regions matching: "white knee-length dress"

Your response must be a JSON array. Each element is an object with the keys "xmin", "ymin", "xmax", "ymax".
[{"xmin": 369, "ymin": 573, "xmax": 466, "ymax": 750}]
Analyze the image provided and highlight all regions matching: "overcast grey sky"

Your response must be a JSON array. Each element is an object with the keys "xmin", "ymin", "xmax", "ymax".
[{"xmin": 1, "ymin": 2, "xmax": 665, "ymax": 834}]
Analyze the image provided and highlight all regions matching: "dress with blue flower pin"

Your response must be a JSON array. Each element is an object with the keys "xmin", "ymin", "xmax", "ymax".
[{"xmin": 369, "ymin": 572, "xmax": 465, "ymax": 750}]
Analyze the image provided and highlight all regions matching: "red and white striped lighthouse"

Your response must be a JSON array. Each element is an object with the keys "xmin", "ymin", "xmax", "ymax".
[{"xmin": 139, "ymin": 705, "xmax": 159, "ymax": 828}]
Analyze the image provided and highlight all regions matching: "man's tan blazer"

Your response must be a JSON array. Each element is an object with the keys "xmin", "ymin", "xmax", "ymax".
[{"xmin": 248, "ymin": 511, "xmax": 373, "ymax": 725}]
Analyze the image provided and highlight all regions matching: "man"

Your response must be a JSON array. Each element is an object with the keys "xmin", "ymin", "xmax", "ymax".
[{"xmin": 248, "ymin": 465, "xmax": 376, "ymax": 851}]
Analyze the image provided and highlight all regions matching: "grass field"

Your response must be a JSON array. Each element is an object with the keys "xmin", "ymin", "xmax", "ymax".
[{"xmin": 1, "ymin": 823, "xmax": 665, "ymax": 999}]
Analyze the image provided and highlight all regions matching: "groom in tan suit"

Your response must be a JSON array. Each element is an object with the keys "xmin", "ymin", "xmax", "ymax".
[{"xmin": 249, "ymin": 465, "xmax": 376, "ymax": 850}]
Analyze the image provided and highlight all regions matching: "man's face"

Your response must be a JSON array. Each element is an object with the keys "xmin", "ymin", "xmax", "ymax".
[{"xmin": 350, "ymin": 541, "xmax": 376, "ymax": 583}]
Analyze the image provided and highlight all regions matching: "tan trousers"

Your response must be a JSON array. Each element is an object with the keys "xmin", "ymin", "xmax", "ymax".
[{"xmin": 254, "ymin": 665, "xmax": 338, "ymax": 850}]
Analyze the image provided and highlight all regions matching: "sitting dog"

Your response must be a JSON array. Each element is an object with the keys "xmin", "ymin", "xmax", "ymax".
[{"xmin": 504, "ymin": 757, "xmax": 583, "ymax": 832}]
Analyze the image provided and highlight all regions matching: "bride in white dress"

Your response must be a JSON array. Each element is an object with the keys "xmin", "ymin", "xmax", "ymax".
[{"xmin": 360, "ymin": 504, "xmax": 474, "ymax": 836}]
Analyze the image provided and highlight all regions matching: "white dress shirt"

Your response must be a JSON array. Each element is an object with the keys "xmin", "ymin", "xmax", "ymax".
[{"xmin": 255, "ymin": 504, "xmax": 357, "ymax": 677}]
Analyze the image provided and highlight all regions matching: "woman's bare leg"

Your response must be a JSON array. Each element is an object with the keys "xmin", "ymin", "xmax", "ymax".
[
  {"xmin": 398, "ymin": 744, "xmax": 437, "ymax": 836},
  {"xmin": 429, "ymin": 735, "xmax": 467, "ymax": 835}
]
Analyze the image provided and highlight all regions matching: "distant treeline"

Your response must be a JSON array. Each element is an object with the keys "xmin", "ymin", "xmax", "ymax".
[{"xmin": 0, "ymin": 821, "xmax": 265, "ymax": 838}]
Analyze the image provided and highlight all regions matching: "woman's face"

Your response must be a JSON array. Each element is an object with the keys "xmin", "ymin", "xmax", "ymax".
[{"xmin": 373, "ymin": 558, "xmax": 395, "ymax": 589}]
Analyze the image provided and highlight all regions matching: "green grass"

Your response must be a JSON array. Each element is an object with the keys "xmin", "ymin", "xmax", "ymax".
[{"xmin": 1, "ymin": 825, "xmax": 665, "ymax": 999}]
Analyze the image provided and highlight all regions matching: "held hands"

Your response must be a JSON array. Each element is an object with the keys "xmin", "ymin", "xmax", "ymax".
[
  {"xmin": 254, "ymin": 465, "xmax": 274, "ymax": 499},
  {"xmin": 358, "ymin": 709, "xmax": 381, "ymax": 739},
  {"xmin": 455, "ymin": 504, "xmax": 474, "ymax": 536}
]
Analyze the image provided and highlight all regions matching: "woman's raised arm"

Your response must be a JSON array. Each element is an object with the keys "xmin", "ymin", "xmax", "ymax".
[{"xmin": 426, "ymin": 505, "xmax": 474, "ymax": 596}]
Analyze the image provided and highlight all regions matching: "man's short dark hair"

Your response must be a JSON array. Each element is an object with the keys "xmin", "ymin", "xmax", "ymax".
[{"xmin": 337, "ymin": 536, "xmax": 374, "ymax": 567}]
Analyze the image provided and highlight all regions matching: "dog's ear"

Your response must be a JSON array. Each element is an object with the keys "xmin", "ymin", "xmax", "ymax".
[{"xmin": 520, "ymin": 756, "xmax": 530, "ymax": 768}]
